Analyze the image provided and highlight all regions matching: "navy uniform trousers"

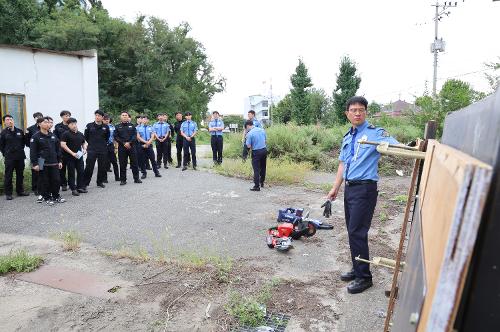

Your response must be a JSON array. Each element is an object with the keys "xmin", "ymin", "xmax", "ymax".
[
  {"xmin": 344, "ymin": 181, "xmax": 378, "ymax": 279},
  {"xmin": 251, "ymin": 148, "xmax": 267, "ymax": 187}
]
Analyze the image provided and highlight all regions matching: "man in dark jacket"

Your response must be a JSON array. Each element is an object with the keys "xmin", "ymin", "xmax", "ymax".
[
  {"xmin": 54, "ymin": 110, "xmax": 71, "ymax": 191},
  {"xmin": 173, "ymin": 112, "xmax": 190, "ymax": 168},
  {"xmin": 0, "ymin": 115, "xmax": 30, "ymax": 200},
  {"xmin": 30, "ymin": 116, "xmax": 64, "ymax": 206},
  {"xmin": 114, "ymin": 111, "xmax": 142, "ymax": 185},
  {"xmin": 26, "ymin": 112, "xmax": 43, "ymax": 194},
  {"xmin": 83, "ymin": 110, "xmax": 110, "ymax": 189}
]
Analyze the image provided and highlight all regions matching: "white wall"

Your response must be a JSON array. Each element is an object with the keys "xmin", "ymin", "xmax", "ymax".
[{"xmin": 0, "ymin": 46, "xmax": 99, "ymax": 128}]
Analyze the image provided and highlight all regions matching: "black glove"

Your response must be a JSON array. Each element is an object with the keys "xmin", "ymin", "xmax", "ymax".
[{"xmin": 321, "ymin": 200, "xmax": 332, "ymax": 218}]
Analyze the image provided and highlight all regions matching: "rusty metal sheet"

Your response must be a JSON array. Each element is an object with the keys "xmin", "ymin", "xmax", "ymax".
[{"xmin": 17, "ymin": 265, "xmax": 125, "ymax": 298}]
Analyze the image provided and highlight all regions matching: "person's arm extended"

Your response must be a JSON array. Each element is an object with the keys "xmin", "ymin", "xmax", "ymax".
[
  {"xmin": 60, "ymin": 141, "xmax": 76, "ymax": 157},
  {"xmin": 327, "ymin": 161, "xmax": 344, "ymax": 201}
]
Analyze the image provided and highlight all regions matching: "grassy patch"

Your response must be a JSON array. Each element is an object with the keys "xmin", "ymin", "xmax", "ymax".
[
  {"xmin": 54, "ymin": 231, "xmax": 82, "ymax": 252},
  {"xmin": 392, "ymin": 194, "xmax": 408, "ymax": 204},
  {"xmin": 0, "ymin": 249, "xmax": 43, "ymax": 274},
  {"xmin": 102, "ymin": 246, "xmax": 233, "ymax": 280},
  {"xmin": 379, "ymin": 212, "xmax": 389, "ymax": 224},
  {"xmin": 225, "ymin": 278, "xmax": 282, "ymax": 327},
  {"xmin": 214, "ymin": 158, "xmax": 312, "ymax": 185},
  {"xmin": 102, "ymin": 245, "xmax": 151, "ymax": 262}
]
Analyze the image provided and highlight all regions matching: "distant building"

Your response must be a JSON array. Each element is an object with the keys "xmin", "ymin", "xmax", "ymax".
[
  {"xmin": 0, "ymin": 44, "xmax": 99, "ymax": 131},
  {"xmin": 376, "ymin": 100, "xmax": 420, "ymax": 117},
  {"xmin": 243, "ymin": 94, "xmax": 281, "ymax": 125}
]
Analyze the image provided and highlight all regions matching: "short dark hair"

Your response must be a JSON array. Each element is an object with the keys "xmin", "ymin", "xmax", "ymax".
[
  {"xmin": 3, "ymin": 114, "xmax": 13, "ymax": 121},
  {"xmin": 60, "ymin": 110, "xmax": 71, "ymax": 117},
  {"xmin": 121, "ymin": 111, "xmax": 130, "ymax": 117},
  {"xmin": 43, "ymin": 116, "xmax": 53, "ymax": 122},
  {"xmin": 185, "ymin": 112, "xmax": 192, "ymax": 116},
  {"xmin": 32, "ymin": 112, "xmax": 43, "ymax": 119},
  {"xmin": 36, "ymin": 117, "xmax": 45, "ymax": 124},
  {"xmin": 94, "ymin": 109, "xmax": 105, "ymax": 116},
  {"xmin": 175, "ymin": 112, "xmax": 182, "ymax": 116},
  {"xmin": 135, "ymin": 115, "xmax": 142, "ymax": 119},
  {"xmin": 248, "ymin": 110, "xmax": 256, "ymax": 116},
  {"xmin": 244, "ymin": 120, "xmax": 254, "ymax": 128},
  {"xmin": 212, "ymin": 111, "xmax": 219, "ymax": 115},
  {"xmin": 67, "ymin": 117, "xmax": 77, "ymax": 124},
  {"xmin": 345, "ymin": 96, "xmax": 368, "ymax": 112}
]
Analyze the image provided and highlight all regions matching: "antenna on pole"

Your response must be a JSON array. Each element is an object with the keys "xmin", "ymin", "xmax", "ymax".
[{"xmin": 431, "ymin": 1, "xmax": 462, "ymax": 96}]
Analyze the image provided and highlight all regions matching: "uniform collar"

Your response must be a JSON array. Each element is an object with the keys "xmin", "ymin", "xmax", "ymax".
[{"xmin": 351, "ymin": 121, "xmax": 368, "ymax": 134}]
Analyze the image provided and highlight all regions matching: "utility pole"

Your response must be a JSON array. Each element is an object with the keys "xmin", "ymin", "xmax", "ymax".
[{"xmin": 431, "ymin": 1, "xmax": 461, "ymax": 96}]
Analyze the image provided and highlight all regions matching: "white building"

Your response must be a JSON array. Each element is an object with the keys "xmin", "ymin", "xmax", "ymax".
[
  {"xmin": 0, "ymin": 44, "xmax": 99, "ymax": 131},
  {"xmin": 243, "ymin": 94, "xmax": 281, "ymax": 125}
]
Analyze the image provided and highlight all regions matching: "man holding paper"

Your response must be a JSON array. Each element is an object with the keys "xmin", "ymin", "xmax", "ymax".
[{"xmin": 60, "ymin": 118, "xmax": 87, "ymax": 196}]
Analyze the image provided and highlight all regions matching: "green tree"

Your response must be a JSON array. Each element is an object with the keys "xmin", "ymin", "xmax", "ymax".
[
  {"xmin": 273, "ymin": 94, "xmax": 293, "ymax": 124},
  {"xmin": 290, "ymin": 59, "xmax": 313, "ymax": 125},
  {"xmin": 332, "ymin": 56, "xmax": 361, "ymax": 123},
  {"xmin": 1, "ymin": 1, "xmax": 225, "ymax": 124},
  {"xmin": 412, "ymin": 78, "xmax": 484, "ymax": 137},
  {"xmin": 308, "ymin": 88, "xmax": 329, "ymax": 124},
  {"xmin": 367, "ymin": 101, "xmax": 381, "ymax": 115},
  {"xmin": 0, "ymin": 0, "xmax": 44, "ymax": 44}
]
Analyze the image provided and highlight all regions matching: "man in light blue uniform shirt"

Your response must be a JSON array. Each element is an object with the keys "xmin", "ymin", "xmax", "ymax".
[
  {"xmin": 136, "ymin": 115, "xmax": 161, "ymax": 179},
  {"xmin": 242, "ymin": 110, "xmax": 262, "ymax": 161},
  {"xmin": 103, "ymin": 115, "xmax": 120, "ymax": 182},
  {"xmin": 153, "ymin": 113, "xmax": 171, "ymax": 169},
  {"xmin": 245, "ymin": 119, "xmax": 267, "ymax": 191},
  {"xmin": 208, "ymin": 111, "xmax": 224, "ymax": 165},
  {"xmin": 180, "ymin": 112, "xmax": 198, "ymax": 171},
  {"xmin": 327, "ymin": 96, "xmax": 399, "ymax": 295}
]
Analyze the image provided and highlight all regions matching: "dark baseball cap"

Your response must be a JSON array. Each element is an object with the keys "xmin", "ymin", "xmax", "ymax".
[{"xmin": 185, "ymin": 112, "xmax": 192, "ymax": 116}]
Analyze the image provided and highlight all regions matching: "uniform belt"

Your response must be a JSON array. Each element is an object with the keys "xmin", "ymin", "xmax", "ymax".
[{"xmin": 345, "ymin": 180, "xmax": 377, "ymax": 186}]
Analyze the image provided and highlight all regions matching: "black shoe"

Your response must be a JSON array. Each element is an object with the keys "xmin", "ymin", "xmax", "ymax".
[
  {"xmin": 141, "ymin": 173, "xmax": 147, "ymax": 179},
  {"xmin": 155, "ymin": 173, "xmax": 162, "ymax": 177},
  {"xmin": 6, "ymin": 195, "xmax": 13, "ymax": 200},
  {"xmin": 347, "ymin": 278, "xmax": 373, "ymax": 294},
  {"xmin": 107, "ymin": 169, "xmax": 112, "ymax": 172},
  {"xmin": 340, "ymin": 270, "xmax": 356, "ymax": 282},
  {"xmin": 17, "ymin": 192, "xmax": 30, "ymax": 197},
  {"xmin": 176, "ymin": 165, "xmax": 181, "ymax": 168},
  {"xmin": 134, "ymin": 179, "xmax": 142, "ymax": 184},
  {"xmin": 71, "ymin": 190, "xmax": 80, "ymax": 196},
  {"xmin": 61, "ymin": 186, "xmax": 68, "ymax": 191},
  {"xmin": 120, "ymin": 181, "xmax": 127, "ymax": 186},
  {"xmin": 146, "ymin": 167, "xmax": 152, "ymax": 170},
  {"xmin": 182, "ymin": 167, "xmax": 187, "ymax": 171},
  {"xmin": 77, "ymin": 188, "xmax": 88, "ymax": 193},
  {"xmin": 164, "ymin": 165, "xmax": 169, "ymax": 169},
  {"xmin": 193, "ymin": 166, "xmax": 197, "ymax": 171},
  {"xmin": 97, "ymin": 183, "xmax": 106, "ymax": 188},
  {"xmin": 103, "ymin": 179, "xmax": 108, "ymax": 183},
  {"xmin": 250, "ymin": 186, "xmax": 260, "ymax": 192},
  {"xmin": 115, "ymin": 177, "xmax": 120, "ymax": 182},
  {"xmin": 260, "ymin": 183, "xmax": 264, "ymax": 188}
]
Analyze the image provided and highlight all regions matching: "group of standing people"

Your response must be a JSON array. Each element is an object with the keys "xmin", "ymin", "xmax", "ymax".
[{"xmin": 0, "ymin": 109, "xmax": 203, "ymax": 205}]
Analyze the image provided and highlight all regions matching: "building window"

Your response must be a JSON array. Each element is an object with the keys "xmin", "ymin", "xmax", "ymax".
[
  {"xmin": 0, "ymin": 93, "xmax": 26, "ymax": 131},
  {"xmin": 261, "ymin": 100, "xmax": 269, "ymax": 107},
  {"xmin": 261, "ymin": 110, "xmax": 268, "ymax": 117}
]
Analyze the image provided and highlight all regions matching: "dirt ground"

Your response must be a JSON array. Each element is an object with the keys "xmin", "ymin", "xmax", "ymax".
[{"xmin": 0, "ymin": 172, "xmax": 410, "ymax": 332}]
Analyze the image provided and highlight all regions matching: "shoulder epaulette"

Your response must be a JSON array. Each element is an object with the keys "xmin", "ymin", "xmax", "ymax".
[{"xmin": 368, "ymin": 124, "xmax": 376, "ymax": 129}]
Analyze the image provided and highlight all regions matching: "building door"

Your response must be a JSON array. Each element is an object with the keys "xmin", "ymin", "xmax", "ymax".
[{"xmin": 0, "ymin": 94, "xmax": 26, "ymax": 131}]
